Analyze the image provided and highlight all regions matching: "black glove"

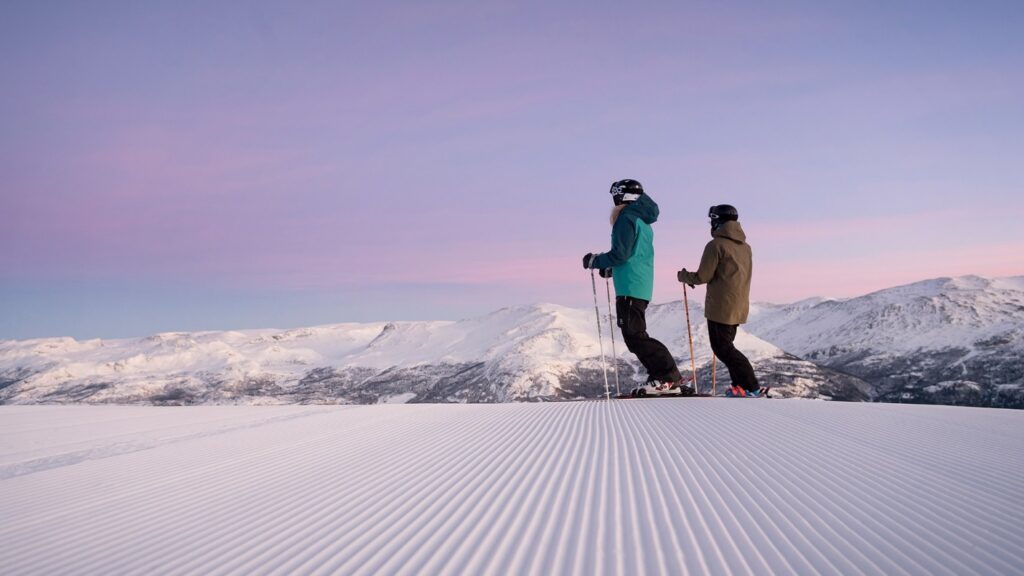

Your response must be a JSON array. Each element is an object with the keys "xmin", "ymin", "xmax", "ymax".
[
  {"xmin": 598, "ymin": 268, "xmax": 613, "ymax": 279},
  {"xmin": 582, "ymin": 253, "xmax": 597, "ymax": 269},
  {"xmin": 677, "ymin": 269, "xmax": 695, "ymax": 288}
]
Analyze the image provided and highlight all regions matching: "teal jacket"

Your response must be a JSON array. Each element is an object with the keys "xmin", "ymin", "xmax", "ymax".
[{"xmin": 592, "ymin": 194, "xmax": 659, "ymax": 301}]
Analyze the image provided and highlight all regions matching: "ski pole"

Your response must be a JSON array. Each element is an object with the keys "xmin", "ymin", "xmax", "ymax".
[
  {"xmin": 683, "ymin": 284, "xmax": 699, "ymax": 394},
  {"xmin": 604, "ymin": 275, "xmax": 621, "ymax": 396},
  {"xmin": 712, "ymin": 353, "xmax": 717, "ymax": 396},
  {"xmin": 590, "ymin": 269, "xmax": 611, "ymax": 400}
]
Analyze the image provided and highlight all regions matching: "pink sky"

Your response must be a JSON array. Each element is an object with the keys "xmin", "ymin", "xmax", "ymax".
[{"xmin": 2, "ymin": 1, "xmax": 1023, "ymax": 338}]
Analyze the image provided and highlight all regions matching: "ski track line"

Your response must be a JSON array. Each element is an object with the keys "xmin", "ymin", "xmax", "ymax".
[
  {"xmin": 90, "ymin": 403, "xmax": 477, "ymax": 573},
  {"xmin": 542, "ymin": 403, "xmax": 594, "ymax": 575},
  {"xmin": 785, "ymin": 404, "xmax": 1023, "ymax": 501},
  {"xmin": 0, "ymin": 401, "xmax": 991, "ymax": 569},
  {"xmin": 823, "ymin": 412, "xmax": 1024, "ymax": 535},
  {"xmin": 656, "ymin": 405, "xmax": 832, "ymax": 575},
  {"xmin": 667, "ymin": 399, "xmax": 987, "ymax": 573},
  {"xmin": 636, "ymin": 401, "xmax": 731, "ymax": 573},
  {"xmin": 603, "ymin": 402, "xmax": 627, "ymax": 576},
  {"xmin": 679, "ymin": 406, "xmax": 839, "ymax": 576},
  {"xmin": 0, "ymin": 407, "xmax": 334, "ymax": 479},
  {"xmin": 618, "ymin": 402, "xmax": 674, "ymax": 574},
  {"xmin": 675, "ymin": 409, "xmax": 835, "ymax": 576},
  {"xmin": 4, "ymin": 403, "xmax": 344, "ymax": 524},
  {"xmin": 5, "ymin": 406, "xmax": 434, "ymax": 574},
  {"xmin": 0, "ymin": 407, "xmax": 338, "ymax": 528},
  {"xmin": 181, "ymin": 404, "xmax": 500, "ymax": 576},
  {"xmin": 752, "ymin": 405, "xmax": 992, "ymax": 575},
  {"xmin": 679, "ymin": 401, "xmax": 815, "ymax": 569},
  {"xmin": 432, "ymin": 401, "xmax": 589, "ymax": 569},
  {"xmin": 189, "ymin": 411, "xmax": 482, "ymax": 575},
  {"xmin": 776, "ymin": 404, "xmax": 1024, "ymax": 569},
  {"xmin": 618, "ymin": 400, "xmax": 701, "ymax": 574},
  {"xmin": 433, "ymin": 403, "xmax": 590, "ymax": 575},
  {"xmin": 660, "ymin": 403, "xmax": 783, "ymax": 575},
  {"xmin": 618, "ymin": 402, "xmax": 762, "ymax": 575},
  {"xmin": 383, "ymin": 406, "xmax": 561, "ymax": 574},
  {"xmin": 718, "ymin": 408, "xmax": 931, "ymax": 575},
  {"xmin": 0, "ymin": 401, "xmax": 987, "ymax": 569},
  {"xmin": 2, "ymin": 402, "xmax": 1023, "ymax": 575},
  {"xmin": 236, "ymin": 404, "xmax": 532, "ymax": 575},
  {"xmin": 751, "ymin": 406, "xmax": 1017, "ymax": 574},
  {"xmin": 191, "ymin": 409, "xmax": 493, "ymax": 576},
  {"xmin": 766, "ymin": 402, "xmax": 1023, "ymax": 515},
  {"xmin": 0, "ymin": 406, "xmax": 186, "ymax": 437},
  {"xmin": 600, "ymin": 402, "xmax": 636, "ymax": 574},
  {"xmin": 522, "ymin": 403, "xmax": 593, "ymax": 576},
  {"xmin": 4, "ymin": 408, "xmax": 381, "ymax": 574},
  {"xmin": 312, "ymin": 406, "xmax": 554, "ymax": 575},
  {"xmin": 650, "ymin": 408, "xmax": 732, "ymax": 575},
  {"xmin": 571, "ymin": 400, "xmax": 607, "ymax": 576},
  {"xmin": 438, "ymin": 404, "xmax": 584, "ymax": 575},
  {"xmin": 730, "ymin": 433, "xmax": 917, "ymax": 575},
  {"xmin": 0, "ymin": 407, "xmax": 352, "ymax": 527},
  {"xmin": 325, "ymin": 406, "xmax": 558, "ymax": 575},
  {"xmin": 156, "ymin": 406, "xmax": 457, "ymax": 576},
  {"xmin": 688, "ymin": 404, "xmax": 832, "ymax": 574}
]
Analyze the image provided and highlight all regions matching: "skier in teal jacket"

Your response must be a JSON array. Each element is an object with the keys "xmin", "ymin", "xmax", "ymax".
[{"xmin": 583, "ymin": 179, "xmax": 691, "ymax": 396}]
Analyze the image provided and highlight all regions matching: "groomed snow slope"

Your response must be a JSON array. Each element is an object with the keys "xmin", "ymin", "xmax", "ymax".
[{"xmin": 2, "ymin": 401, "xmax": 1022, "ymax": 575}]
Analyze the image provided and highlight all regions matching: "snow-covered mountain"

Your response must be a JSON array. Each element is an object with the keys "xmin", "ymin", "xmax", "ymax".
[
  {"xmin": 1, "ymin": 275, "xmax": 1020, "ymax": 407},
  {"xmin": 0, "ymin": 302, "xmax": 863, "ymax": 405},
  {"xmin": 747, "ymin": 275, "xmax": 1024, "ymax": 408}
]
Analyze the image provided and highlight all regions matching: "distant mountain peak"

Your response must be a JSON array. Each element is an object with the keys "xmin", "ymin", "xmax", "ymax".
[{"xmin": 1, "ymin": 275, "xmax": 1021, "ymax": 408}]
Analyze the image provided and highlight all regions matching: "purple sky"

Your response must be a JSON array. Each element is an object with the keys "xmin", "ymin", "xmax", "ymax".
[{"xmin": 2, "ymin": 1, "xmax": 1023, "ymax": 339}]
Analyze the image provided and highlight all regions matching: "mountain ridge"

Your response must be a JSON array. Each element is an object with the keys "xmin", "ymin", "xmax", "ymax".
[{"xmin": 2, "ymin": 275, "xmax": 1021, "ymax": 407}]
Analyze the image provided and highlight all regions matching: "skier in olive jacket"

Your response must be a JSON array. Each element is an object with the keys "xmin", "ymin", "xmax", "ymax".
[
  {"xmin": 677, "ymin": 204, "xmax": 760, "ymax": 396},
  {"xmin": 583, "ymin": 179, "xmax": 691, "ymax": 396}
]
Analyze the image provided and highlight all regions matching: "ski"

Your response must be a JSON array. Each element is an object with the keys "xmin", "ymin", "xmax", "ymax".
[
  {"xmin": 614, "ymin": 392, "xmax": 713, "ymax": 399},
  {"xmin": 610, "ymin": 387, "xmax": 771, "ymax": 399}
]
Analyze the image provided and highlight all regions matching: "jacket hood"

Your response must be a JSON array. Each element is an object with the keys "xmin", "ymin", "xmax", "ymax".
[
  {"xmin": 621, "ymin": 194, "xmax": 659, "ymax": 225},
  {"xmin": 713, "ymin": 220, "xmax": 746, "ymax": 243}
]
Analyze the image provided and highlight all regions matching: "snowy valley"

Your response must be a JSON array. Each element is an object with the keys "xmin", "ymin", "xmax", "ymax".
[
  {"xmin": 746, "ymin": 275, "xmax": 1024, "ymax": 408},
  {"xmin": 1, "ymin": 275, "xmax": 1021, "ymax": 408}
]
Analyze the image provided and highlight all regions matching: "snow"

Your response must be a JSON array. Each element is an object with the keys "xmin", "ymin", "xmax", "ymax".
[
  {"xmin": 747, "ymin": 275, "xmax": 1024, "ymax": 356},
  {"xmin": 1, "ymin": 301, "xmax": 784, "ymax": 404},
  {"xmin": 2, "ymin": 401, "xmax": 1022, "ymax": 575}
]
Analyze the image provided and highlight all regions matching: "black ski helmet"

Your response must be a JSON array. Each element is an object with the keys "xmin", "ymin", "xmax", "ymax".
[
  {"xmin": 610, "ymin": 179, "xmax": 644, "ymax": 205},
  {"xmin": 709, "ymin": 204, "xmax": 739, "ymax": 231}
]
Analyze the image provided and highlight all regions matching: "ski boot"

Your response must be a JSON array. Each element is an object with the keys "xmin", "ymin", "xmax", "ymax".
[
  {"xmin": 725, "ymin": 386, "xmax": 765, "ymax": 398},
  {"xmin": 631, "ymin": 381, "xmax": 670, "ymax": 397},
  {"xmin": 631, "ymin": 375, "xmax": 695, "ymax": 397}
]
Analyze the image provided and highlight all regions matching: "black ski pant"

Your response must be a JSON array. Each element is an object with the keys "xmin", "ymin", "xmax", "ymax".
[
  {"xmin": 616, "ymin": 296, "xmax": 683, "ymax": 383},
  {"xmin": 707, "ymin": 320, "xmax": 759, "ymax": 391}
]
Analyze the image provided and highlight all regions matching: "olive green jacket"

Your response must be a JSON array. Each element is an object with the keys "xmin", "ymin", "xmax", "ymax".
[{"xmin": 679, "ymin": 221, "xmax": 752, "ymax": 325}]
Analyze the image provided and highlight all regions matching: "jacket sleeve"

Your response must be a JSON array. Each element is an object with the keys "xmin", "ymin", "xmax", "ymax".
[
  {"xmin": 592, "ymin": 217, "xmax": 638, "ymax": 269},
  {"xmin": 680, "ymin": 241, "xmax": 718, "ymax": 285}
]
